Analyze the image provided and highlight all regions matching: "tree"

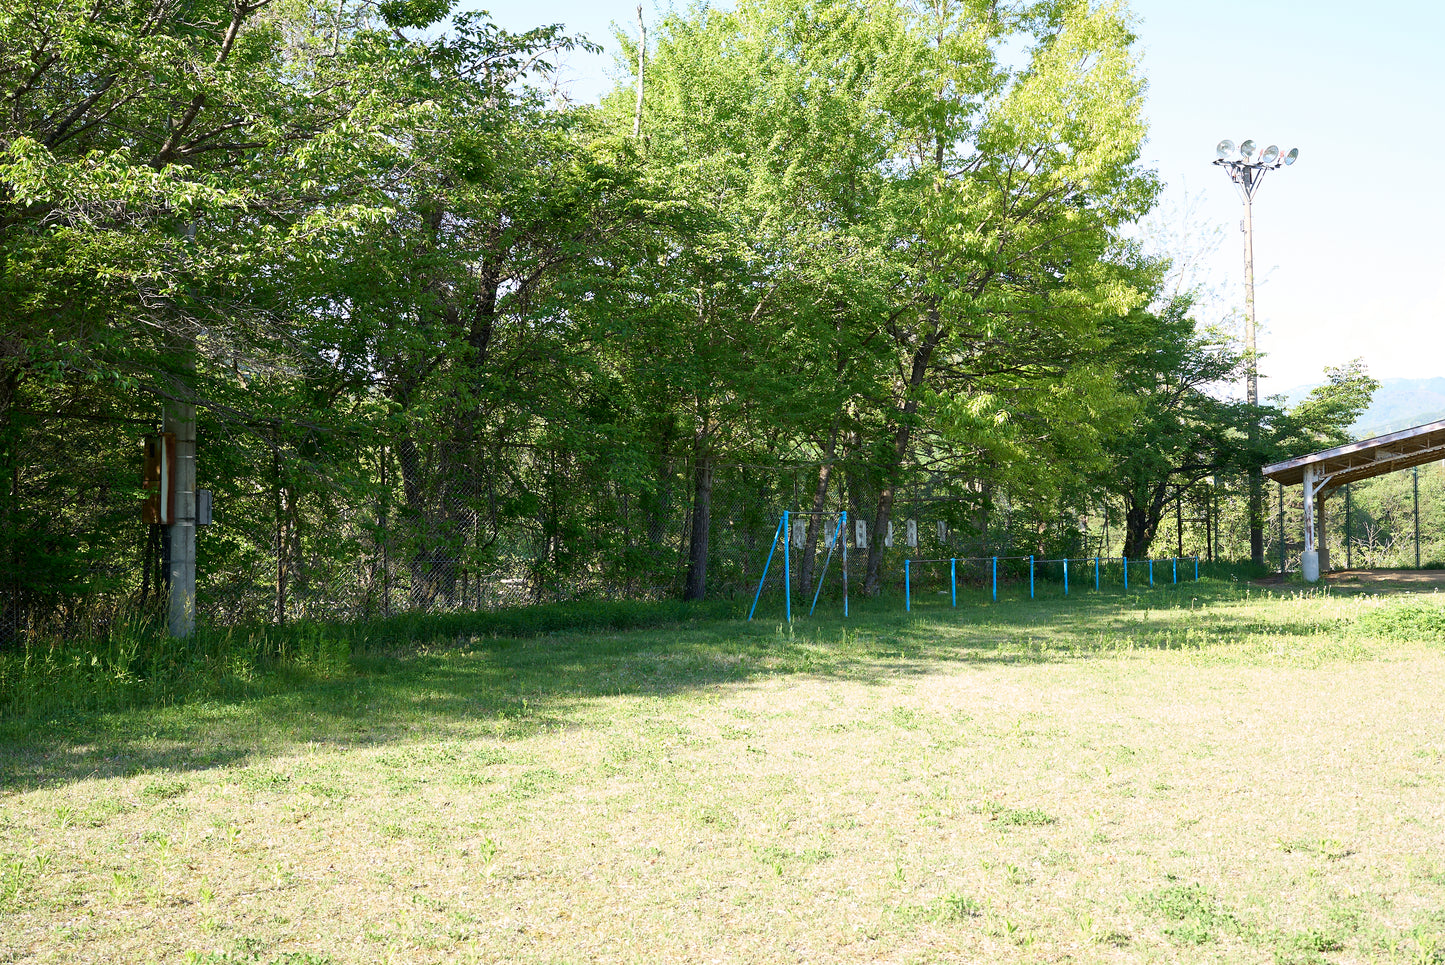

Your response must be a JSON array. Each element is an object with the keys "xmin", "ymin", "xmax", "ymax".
[
  {"xmin": 1096, "ymin": 293, "xmax": 1257, "ymax": 559},
  {"xmin": 0, "ymin": 0, "xmax": 447, "ymax": 629},
  {"xmin": 848, "ymin": 0, "xmax": 1158, "ymax": 593},
  {"xmin": 608, "ymin": 0, "xmax": 900, "ymax": 601},
  {"xmin": 1276, "ymin": 359, "xmax": 1379, "ymax": 452}
]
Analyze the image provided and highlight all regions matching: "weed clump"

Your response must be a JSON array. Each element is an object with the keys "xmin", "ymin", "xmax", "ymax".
[
  {"xmin": 1353, "ymin": 598, "xmax": 1445, "ymax": 642},
  {"xmin": 1136, "ymin": 882, "xmax": 1244, "ymax": 945}
]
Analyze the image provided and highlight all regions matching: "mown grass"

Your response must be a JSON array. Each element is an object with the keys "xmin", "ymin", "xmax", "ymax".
[{"xmin": 1, "ymin": 573, "xmax": 1443, "ymax": 963}]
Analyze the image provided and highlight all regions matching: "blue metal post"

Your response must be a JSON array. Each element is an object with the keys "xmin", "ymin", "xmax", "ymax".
[
  {"xmin": 1173, "ymin": 557, "xmax": 1177, "ymax": 584},
  {"xmin": 809, "ymin": 513, "xmax": 844, "ymax": 617},
  {"xmin": 1064, "ymin": 558, "xmax": 1069, "ymax": 595},
  {"xmin": 1194, "ymin": 555, "xmax": 1199, "ymax": 582},
  {"xmin": 842, "ymin": 511, "xmax": 849, "ymax": 617},
  {"xmin": 992, "ymin": 557, "xmax": 997, "ymax": 601},
  {"xmin": 950, "ymin": 558, "xmax": 956, "ymax": 607},
  {"xmin": 1148, "ymin": 559, "xmax": 1154, "ymax": 586},
  {"xmin": 1123, "ymin": 556, "xmax": 1128, "ymax": 590},
  {"xmin": 905, "ymin": 559, "xmax": 911, "ymax": 612},
  {"xmin": 748, "ymin": 514, "xmax": 786, "ymax": 621},
  {"xmin": 1095, "ymin": 556, "xmax": 1100, "ymax": 591},
  {"xmin": 783, "ymin": 510, "xmax": 791, "ymax": 622},
  {"xmin": 1029, "ymin": 556, "xmax": 1035, "ymax": 599}
]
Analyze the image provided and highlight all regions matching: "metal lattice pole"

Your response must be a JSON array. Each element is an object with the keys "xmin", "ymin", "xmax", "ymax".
[{"xmin": 1214, "ymin": 139, "xmax": 1298, "ymax": 567}]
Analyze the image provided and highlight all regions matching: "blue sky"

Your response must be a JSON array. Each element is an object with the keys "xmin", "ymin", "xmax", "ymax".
[{"xmin": 470, "ymin": 0, "xmax": 1445, "ymax": 396}]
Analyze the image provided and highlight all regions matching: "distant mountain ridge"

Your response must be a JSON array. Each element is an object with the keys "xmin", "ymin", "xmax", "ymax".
[
  {"xmin": 1277, "ymin": 376, "xmax": 1445, "ymax": 440},
  {"xmin": 1352, "ymin": 377, "xmax": 1445, "ymax": 438}
]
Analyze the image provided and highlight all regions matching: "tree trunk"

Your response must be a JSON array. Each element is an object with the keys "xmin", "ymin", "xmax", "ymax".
[
  {"xmin": 796, "ymin": 425, "xmax": 839, "ymax": 597},
  {"xmin": 683, "ymin": 444, "xmax": 713, "ymax": 602},
  {"xmin": 1122, "ymin": 485, "xmax": 1170, "ymax": 560},
  {"xmin": 863, "ymin": 318, "xmax": 944, "ymax": 595},
  {"xmin": 394, "ymin": 432, "xmax": 457, "ymax": 610},
  {"xmin": 976, "ymin": 479, "xmax": 992, "ymax": 556},
  {"xmin": 865, "ymin": 484, "xmax": 899, "ymax": 595}
]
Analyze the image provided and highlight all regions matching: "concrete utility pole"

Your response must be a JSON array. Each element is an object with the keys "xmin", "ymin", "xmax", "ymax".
[
  {"xmin": 167, "ymin": 220, "xmax": 198, "ymax": 638},
  {"xmin": 1302, "ymin": 464, "xmax": 1318, "ymax": 581},
  {"xmin": 1213, "ymin": 139, "xmax": 1298, "ymax": 567},
  {"xmin": 165, "ymin": 400, "xmax": 196, "ymax": 637}
]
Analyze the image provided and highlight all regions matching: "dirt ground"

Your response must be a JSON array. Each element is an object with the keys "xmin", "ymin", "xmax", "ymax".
[{"xmin": 1255, "ymin": 567, "xmax": 1445, "ymax": 592}]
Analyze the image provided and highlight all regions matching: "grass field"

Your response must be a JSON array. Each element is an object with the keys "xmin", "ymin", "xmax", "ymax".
[{"xmin": 2, "ymin": 577, "xmax": 1444, "ymax": 964}]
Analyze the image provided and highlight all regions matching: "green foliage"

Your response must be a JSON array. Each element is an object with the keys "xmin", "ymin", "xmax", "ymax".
[
  {"xmin": 1353, "ymin": 598, "xmax": 1445, "ymax": 642},
  {"xmin": 10, "ymin": 0, "xmax": 1405, "ymax": 643},
  {"xmin": 1335, "ymin": 465, "xmax": 1445, "ymax": 569},
  {"xmin": 1279, "ymin": 359, "xmax": 1380, "ymax": 453},
  {"xmin": 1136, "ymin": 882, "xmax": 1244, "ymax": 945},
  {"xmin": 0, "ymin": 597, "xmax": 732, "ymax": 723},
  {"xmin": 1096, "ymin": 290, "xmax": 1257, "ymax": 558}
]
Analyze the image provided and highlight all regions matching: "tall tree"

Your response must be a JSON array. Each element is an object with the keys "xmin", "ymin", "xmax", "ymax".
[
  {"xmin": 609, "ymin": 0, "xmax": 899, "ymax": 600},
  {"xmin": 1097, "ymin": 294, "xmax": 1256, "ymax": 559},
  {"xmin": 852, "ymin": 0, "xmax": 1157, "ymax": 592}
]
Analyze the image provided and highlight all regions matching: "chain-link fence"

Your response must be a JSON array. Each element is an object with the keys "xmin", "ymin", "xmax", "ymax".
[
  {"xmin": 8, "ymin": 409, "xmax": 1442, "ymax": 643},
  {"xmin": 0, "ymin": 409, "xmax": 156, "ymax": 643}
]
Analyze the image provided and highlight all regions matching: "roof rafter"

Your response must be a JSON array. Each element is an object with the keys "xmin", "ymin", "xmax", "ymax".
[{"xmin": 1263, "ymin": 419, "xmax": 1445, "ymax": 490}]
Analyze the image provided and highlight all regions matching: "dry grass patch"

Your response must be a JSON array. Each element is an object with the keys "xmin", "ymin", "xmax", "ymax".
[{"xmin": 2, "ymin": 584, "xmax": 1445, "ymax": 963}]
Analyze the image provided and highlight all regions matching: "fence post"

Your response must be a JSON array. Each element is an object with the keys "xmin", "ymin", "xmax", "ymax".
[
  {"xmin": 1064, "ymin": 558, "xmax": 1069, "ymax": 596},
  {"xmin": 784, "ymin": 510, "xmax": 791, "ymax": 622},
  {"xmin": 1094, "ymin": 556, "xmax": 1100, "ymax": 591},
  {"xmin": 1415, "ymin": 465, "xmax": 1422, "ymax": 569},
  {"xmin": 905, "ymin": 559, "xmax": 911, "ymax": 612},
  {"xmin": 950, "ymin": 558, "xmax": 956, "ymax": 607},
  {"xmin": 1195, "ymin": 555, "xmax": 1199, "ymax": 581},
  {"xmin": 842, "ymin": 510, "xmax": 848, "ymax": 618},
  {"xmin": 1278, "ymin": 481, "xmax": 1286, "ymax": 574},
  {"xmin": 748, "ymin": 514, "xmax": 786, "ymax": 621},
  {"xmin": 1148, "ymin": 559, "xmax": 1154, "ymax": 586},
  {"xmin": 1123, "ymin": 556, "xmax": 1128, "ymax": 590},
  {"xmin": 992, "ymin": 556, "xmax": 997, "ymax": 602},
  {"xmin": 1029, "ymin": 556, "xmax": 1034, "ymax": 599},
  {"xmin": 1173, "ymin": 557, "xmax": 1177, "ymax": 584},
  {"xmin": 1345, "ymin": 483, "xmax": 1352, "ymax": 569}
]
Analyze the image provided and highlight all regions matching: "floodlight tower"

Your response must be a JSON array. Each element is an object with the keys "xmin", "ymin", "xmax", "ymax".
[{"xmin": 1213, "ymin": 138, "xmax": 1298, "ymax": 567}]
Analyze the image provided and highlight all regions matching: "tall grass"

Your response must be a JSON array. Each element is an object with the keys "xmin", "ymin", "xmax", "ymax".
[{"xmin": 0, "ymin": 597, "xmax": 736, "ymax": 725}]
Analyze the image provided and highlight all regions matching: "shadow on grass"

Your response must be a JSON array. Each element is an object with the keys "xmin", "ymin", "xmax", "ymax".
[{"xmin": 0, "ymin": 573, "xmax": 1318, "ymax": 792}]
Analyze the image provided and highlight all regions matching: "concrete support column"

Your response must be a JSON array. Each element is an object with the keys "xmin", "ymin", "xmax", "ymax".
[
  {"xmin": 1301, "ymin": 464, "xmax": 1319, "ymax": 583},
  {"xmin": 165, "ymin": 401, "xmax": 196, "ymax": 636}
]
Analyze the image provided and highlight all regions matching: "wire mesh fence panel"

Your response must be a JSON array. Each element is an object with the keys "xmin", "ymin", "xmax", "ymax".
[
  {"xmin": 16, "ymin": 401, "xmax": 1420, "ymax": 644},
  {"xmin": 1, "ymin": 411, "xmax": 154, "ymax": 646}
]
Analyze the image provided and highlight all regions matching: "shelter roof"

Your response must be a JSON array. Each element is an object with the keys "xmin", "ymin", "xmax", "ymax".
[{"xmin": 1263, "ymin": 419, "xmax": 1445, "ymax": 489}]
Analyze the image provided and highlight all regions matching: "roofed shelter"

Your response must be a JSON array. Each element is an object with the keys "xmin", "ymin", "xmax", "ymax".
[{"xmin": 1263, "ymin": 419, "xmax": 1445, "ymax": 581}]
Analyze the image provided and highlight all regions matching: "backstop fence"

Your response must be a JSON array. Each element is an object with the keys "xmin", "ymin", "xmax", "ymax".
[{"xmin": 3, "ymin": 409, "xmax": 1441, "ymax": 642}]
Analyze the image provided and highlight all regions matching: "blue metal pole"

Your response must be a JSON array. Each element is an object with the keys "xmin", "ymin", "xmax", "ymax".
[
  {"xmin": 748, "ymin": 514, "xmax": 786, "ymax": 621},
  {"xmin": 1095, "ymin": 556, "xmax": 1100, "ymax": 591},
  {"xmin": 1173, "ymin": 557, "xmax": 1178, "ymax": 584},
  {"xmin": 1123, "ymin": 556, "xmax": 1128, "ymax": 590},
  {"xmin": 1148, "ymin": 559, "xmax": 1154, "ymax": 586},
  {"xmin": 1064, "ymin": 558, "xmax": 1069, "ymax": 596},
  {"xmin": 905, "ymin": 559, "xmax": 911, "ymax": 612},
  {"xmin": 1029, "ymin": 556, "xmax": 1035, "ymax": 599},
  {"xmin": 1194, "ymin": 555, "xmax": 1199, "ymax": 582},
  {"xmin": 951, "ymin": 558, "xmax": 956, "ymax": 607},
  {"xmin": 843, "ymin": 511, "xmax": 849, "ymax": 618},
  {"xmin": 809, "ymin": 513, "xmax": 842, "ymax": 617},
  {"xmin": 783, "ymin": 510, "xmax": 791, "ymax": 622},
  {"xmin": 992, "ymin": 557, "xmax": 997, "ymax": 601}
]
